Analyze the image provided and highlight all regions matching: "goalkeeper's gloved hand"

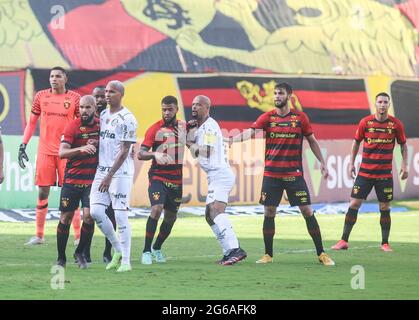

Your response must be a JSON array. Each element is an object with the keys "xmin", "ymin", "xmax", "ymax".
[{"xmin": 18, "ymin": 143, "xmax": 29, "ymax": 169}]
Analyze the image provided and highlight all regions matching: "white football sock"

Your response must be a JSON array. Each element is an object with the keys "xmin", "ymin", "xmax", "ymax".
[
  {"xmin": 91, "ymin": 204, "xmax": 121, "ymax": 253},
  {"xmin": 115, "ymin": 210, "xmax": 131, "ymax": 265},
  {"xmin": 210, "ymin": 224, "xmax": 228, "ymax": 255},
  {"xmin": 213, "ymin": 213, "xmax": 239, "ymax": 253}
]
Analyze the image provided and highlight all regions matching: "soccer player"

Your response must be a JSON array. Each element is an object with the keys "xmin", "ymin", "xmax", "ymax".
[
  {"xmin": 229, "ymin": 83, "xmax": 335, "ymax": 266},
  {"xmin": 0, "ymin": 126, "xmax": 4, "ymax": 184},
  {"xmin": 138, "ymin": 95, "xmax": 185, "ymax": 264},
  {"xmin": 91, "ymin": 85, "xmax": 116, "ymax": 263},
  {"xmin": 90, "ymin": 80, "xmax": 137, "ymax": 273},
  {"xmin": 332, "ymin": 92, "xmax": 408, "ymax": 252},
  {"xmin": 19, "ymin": 67, "xmax": 81, "ymax": 246},
  {"xmin": 56, "ymin": 95, "xmax": 99, "ymax": 268},
  {"xmin": 187, "ymin": 95, "xmax": 247, "ymax": 266}
]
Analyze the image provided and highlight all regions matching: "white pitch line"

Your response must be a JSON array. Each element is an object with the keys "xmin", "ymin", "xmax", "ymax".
[{"xmin": 0, "ymin": 244, "xmax": 402, "ymax": 267}]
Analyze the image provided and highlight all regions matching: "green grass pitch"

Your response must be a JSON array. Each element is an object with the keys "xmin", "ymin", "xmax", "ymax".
[{"xmin": 1, "ymin": 204, "xmax": 419, "ymax": 300}]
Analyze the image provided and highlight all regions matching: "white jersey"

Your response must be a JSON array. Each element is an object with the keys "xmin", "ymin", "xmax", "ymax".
[
  {"xmin": 98, "ymin": 107, "xmax": 137, "ymax": 177},
  {"xmin": 195, "ymin": 117, "xmax": 230, "ymax": 174}
]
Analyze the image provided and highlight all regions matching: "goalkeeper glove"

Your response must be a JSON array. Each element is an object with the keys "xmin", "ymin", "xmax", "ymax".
[{"xmin": 18, "ymin": 143, "xmax": 29, "ymax": 169}]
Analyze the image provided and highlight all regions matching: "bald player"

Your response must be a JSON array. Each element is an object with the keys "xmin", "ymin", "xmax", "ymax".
[
  {"xmin": 56, "ymin": 95, "xmax": 99, "ymax": 268},
  {"xmin": 91, "ymin": 85, "xmax": 117, "ymax": 263},
  {"xmin": 90, "ymin": 81, "xmax": 138, "ymax": 273},
  {"xmin": 187, "ymin": 95, "xmax": 247, "ymax": 265}
]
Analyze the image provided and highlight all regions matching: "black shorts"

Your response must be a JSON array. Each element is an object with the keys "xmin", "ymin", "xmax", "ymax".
[
  {"xmin": 351, "ymin": 175, "xmax": 393, "ymax": 202},
  {"xmin": 148, "ymin": 180, "xmax": 182, "ymax": 213},
  {"xmin": 59, "ymin": 183, "xmax": 91, "ymax": 212},
  {"xmin": 260, "ymin": 176, "xmax": 311, "ymax": 207}
]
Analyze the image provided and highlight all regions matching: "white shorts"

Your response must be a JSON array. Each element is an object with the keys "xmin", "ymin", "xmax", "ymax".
[
  {"xmin": 206, "ymin": 168, "xmax": 235, "ymax": 205},
  {"xmin": 90, "ymin": 172, "xmax": 133, "ymax": 210}
]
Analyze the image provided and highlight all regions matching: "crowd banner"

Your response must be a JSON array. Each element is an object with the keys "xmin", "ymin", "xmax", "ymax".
[{"xmin": 1, "ymin": 1, "xmax": 418, "ymax": 77}]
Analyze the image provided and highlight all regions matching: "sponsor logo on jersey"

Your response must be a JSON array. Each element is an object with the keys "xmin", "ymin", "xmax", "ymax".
[
  {"xmin": 100, "ymin": 130, "xmax": 116, "ymax": 139},
  {"xmin": 269, "ymin": 132, "xmax": 297, "ymax": 139},
  {"xmin": 113, "ymin": 193, "xmax": 127, "ymax": 199},
  {"xmin": 295, "ymin": 191, "xmax": 307, "ymax": 197},
  {"xmin": 366, "ymin": 138, "xmax": 393, "ymax": 144}
]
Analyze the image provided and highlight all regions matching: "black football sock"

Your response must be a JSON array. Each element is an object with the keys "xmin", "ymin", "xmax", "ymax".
[
  {"xmin": 76, "ymin": 222, "xmax": 94, "ymax": 255},
  {"xmin": 304, "ymin": 214, "xmax": 324, "ymax": 256},
  {"xmin": 143, "ymin": 217, "xmax": 158, "ymax": 253},
  {"xmin": 104, "ymin": 206, "xmax": 116, "ymax": 255},
  {"xmin": 83, "ymin": 222, "xmax": 94, "ymax": 258},
  {"xmin": 380, "ymin": 210, "xmax": 391, "ymax": 245},
  {"xmin": 57, "ymin": 222, "xmax": 70, "ymax": 261},
  {"xmin": 263, "ymin": 216, "xmax": 275, "ymax": 257},
  {"xmin": 153, "ymin": 218, "xmax": 176, "ymax": 250},
  {"xmin": 342, "ymin": 208, "xmax": 359, "ymax": 242}
]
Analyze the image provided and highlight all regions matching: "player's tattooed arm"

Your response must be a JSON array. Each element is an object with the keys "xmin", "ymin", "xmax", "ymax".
[
  {"xmin": 400, "ymin": 143, "xmax": 408, "ymax": 180},
  {"xmin": 349, "ymin": 140, "xmax": 361, "ymax": 179},
  {"xmin": 59, "ymin": 141, "xmax": 96, "ymax": 159},
  {"xmin": 187, "ymin": 143, "xmax": 213, "ymax": 159},
  {"xmin": 305, "ymin": 133, "xmax": 328, "ymax": 179},
  {"xmin": 138, "ymin": 145, "xmax": 172, "ymax": 165},
  {"xmin": 226, "ymin": 128, "xmax": 257, "ymax": 146}
]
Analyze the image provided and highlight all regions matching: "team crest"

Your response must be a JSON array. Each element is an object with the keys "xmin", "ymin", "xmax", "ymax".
[
  {"xmin": 80, "ymin": 127, "xmax": 86, "ymax": 132},
  {"xmin": 106, "ymin": 118, "xmax": 110, "ymax": 124},
  {"xmin": 260, "ymin": 192, "xmax": 267, "ymax": 202},
  {"xmin": 367, "ymin": 121, "xmax": 374, "ymax": 125},
  {"xmin": 152, "ymin": 192, "xmax": 161, "ymax": 201},
  {"xmin": 352, "ymin": 186, "xmax": 360, "ymax": 195},
  {"xmin": 63, "ymin": 101, "xmax": 71, "ymax": 109},
  {"xmin": 61, "ymin": 198, "xmax": 69, "ymax": 208}
]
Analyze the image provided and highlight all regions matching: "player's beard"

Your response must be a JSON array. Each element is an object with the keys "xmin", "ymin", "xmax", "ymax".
[
  {"xmin": 81, "ymin": 113, "xmax": 95, "ymax": 125},
  {"xmin": 275, "ymin": 99, "xmax": 287, "ymax": 109},
  {"xmin": 164, "ymin": 115, "xmax": 176, "ymax": 126},
  {"xmin": 97, "ymin": 103, "xmax": 107, "ymax": 114}
]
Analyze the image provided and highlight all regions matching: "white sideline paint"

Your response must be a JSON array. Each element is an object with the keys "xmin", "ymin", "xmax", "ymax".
[
  {"xmin": 0, "ymin": 244, "xmax": 400, "ymax": 267},
  {"xmin": 0, "ymin": 212, "xmax": 18, "ymax": 222}
]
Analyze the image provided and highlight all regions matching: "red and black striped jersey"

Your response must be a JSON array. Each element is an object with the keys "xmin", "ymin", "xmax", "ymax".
[
  {"xmin": 355, "ymin": 115, "xmax": 406, "ymax": 179},
  {"xmin": 251, "ymin": 109, "xmax": 313, "ymax": 178},
  {"xmin": 61, "ymin": 117, "xmax": 100, "ymax": 185},
  {"xmin": 141, "ymin": 119, "xmax": 186, "ymax": 185}
]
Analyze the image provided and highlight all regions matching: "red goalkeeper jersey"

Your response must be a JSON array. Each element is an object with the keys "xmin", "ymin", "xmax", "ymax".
[{"xmin": 31, "ymin": 89, "xmax": 80, "ymax": 155}]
